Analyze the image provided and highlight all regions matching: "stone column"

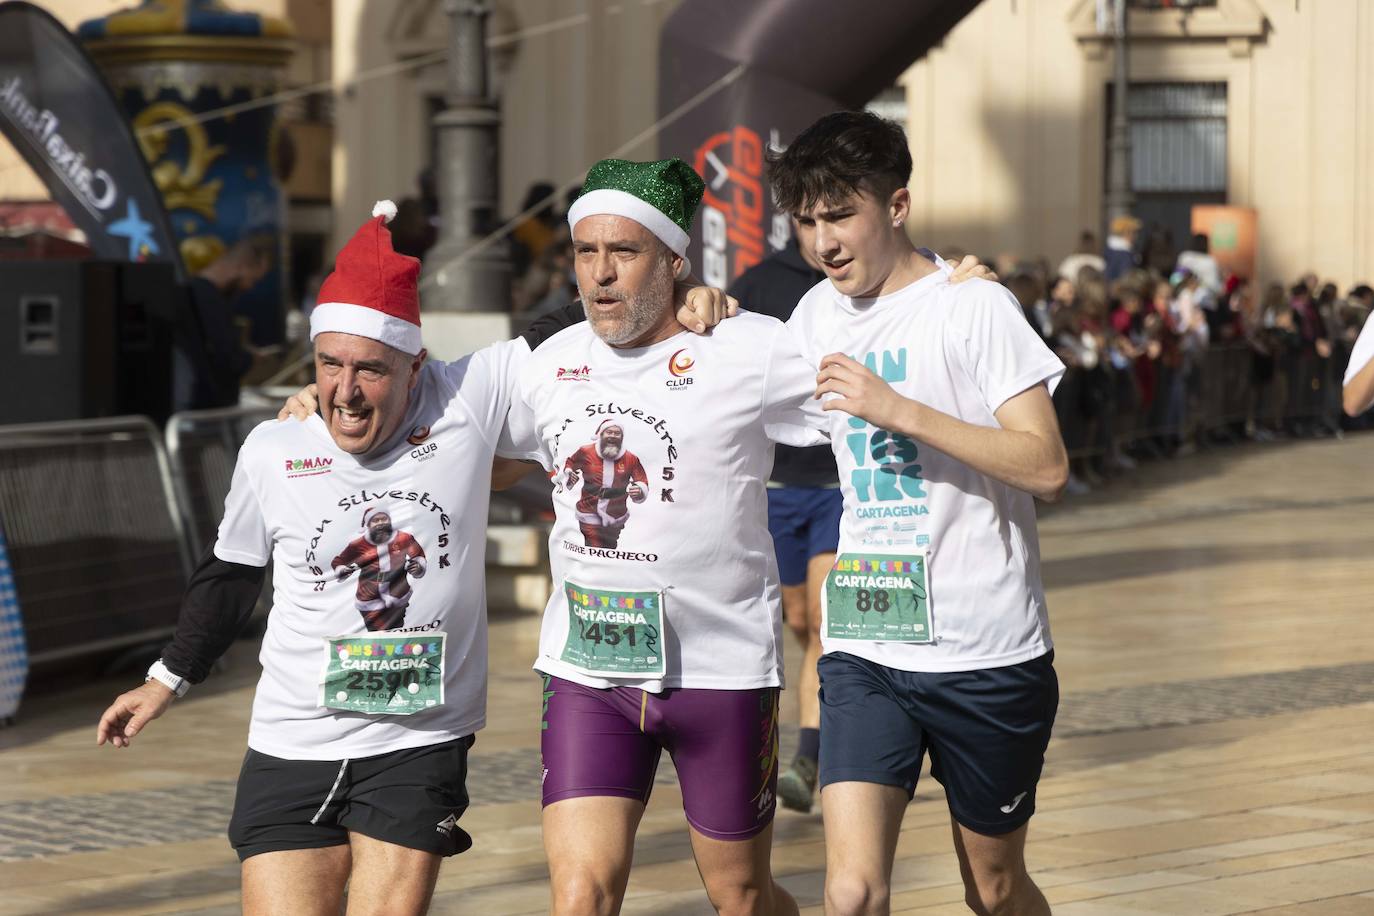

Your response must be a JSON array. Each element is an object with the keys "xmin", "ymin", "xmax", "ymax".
[
  {"xmin": 1104, "ymin": 0, "xmax": 1134, "ymax": 224},
  {"xmin": 421, "ymin": 0, "xmax": 512, "ymax": 316}
]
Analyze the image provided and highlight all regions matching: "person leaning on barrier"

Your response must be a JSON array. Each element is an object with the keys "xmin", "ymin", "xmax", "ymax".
[{"xmin": 94, "ymin": 200, "xmax": 735, "ymax": 916}]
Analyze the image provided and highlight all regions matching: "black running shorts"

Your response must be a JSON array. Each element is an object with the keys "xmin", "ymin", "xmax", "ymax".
[{"xmin": 227, "ymin": 735, "xmax": 474, "ymax": 861}]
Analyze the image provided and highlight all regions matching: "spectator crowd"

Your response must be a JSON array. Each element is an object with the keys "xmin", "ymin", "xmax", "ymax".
[{"xmin": 1002, "ymin": 215, "xmax": 1371, "ymax": 494}]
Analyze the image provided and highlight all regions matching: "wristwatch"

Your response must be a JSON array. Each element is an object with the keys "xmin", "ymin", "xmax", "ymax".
[{"xmin": 146, "ymin": 659, "xmax": 190, "ymax": 698}]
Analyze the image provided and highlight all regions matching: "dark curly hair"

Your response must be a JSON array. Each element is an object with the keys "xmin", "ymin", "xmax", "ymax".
[{"xmin": 766, "ymin": 110, "xmax": 912, "ymax": 214}]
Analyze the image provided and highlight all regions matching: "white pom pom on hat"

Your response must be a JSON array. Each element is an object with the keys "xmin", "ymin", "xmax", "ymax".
[{"xmin": 371, "ymin": 199, "xmax": 398, "ymax": 223}]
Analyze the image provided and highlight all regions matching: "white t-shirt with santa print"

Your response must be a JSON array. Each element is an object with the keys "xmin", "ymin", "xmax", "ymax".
[
  {"xmin": 213, "ymin": 339, "xmax": 528, "ymax": 760},
  {"xmin": 499, "ymin": 311, "xmax": 824, "ymax": 692},
  {"xmin": 786, "ymin": 260, "xmax": 1065, "ymax": 674}
]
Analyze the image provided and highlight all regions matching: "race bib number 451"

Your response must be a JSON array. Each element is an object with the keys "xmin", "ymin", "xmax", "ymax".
[
  {"xmin": 319, "ymin": 633, "xmax": 445, "ymax": 715},
  {"xmin": 824, "ymin": 553, "xmax": 932, "ymax": 643},
  {"xmin": 561, "ymin": 582, "xmax": 666, "ymax": 678}
]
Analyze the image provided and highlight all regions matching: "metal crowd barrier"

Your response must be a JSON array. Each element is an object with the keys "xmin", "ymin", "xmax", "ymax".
[
  {"xmin": 1056, "ymin": 340, "xmax": 1364, "ymax": 459},
  {"xmin": 165, "ymin": 406, "xmax": 277, "ymax": 556},
  {"xmin": 0, "ymin": 417, "xmax": 191, "ymax": 665}
]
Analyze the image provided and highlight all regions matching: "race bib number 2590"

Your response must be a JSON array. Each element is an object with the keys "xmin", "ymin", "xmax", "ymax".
[{"xmin": 319, "ymin": 633, "xmax": 445, "ymax": 715}]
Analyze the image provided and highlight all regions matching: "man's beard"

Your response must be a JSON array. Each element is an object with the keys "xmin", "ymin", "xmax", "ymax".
[
  {"xmin": 579, "ymin": 262, "xmax": 675, "ymax": 346},
  {"xmin": 597, "ymin": 440, "xmax": 623, "ymax": 460},
  {"xmin": 366, "ymin": 525, "xmax": 393, "ymax": 545}
]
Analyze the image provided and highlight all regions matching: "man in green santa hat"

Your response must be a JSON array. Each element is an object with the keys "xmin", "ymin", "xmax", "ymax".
[{"xmin": 505, "ymin": 156, "xmax": 818, "ymax": 916}]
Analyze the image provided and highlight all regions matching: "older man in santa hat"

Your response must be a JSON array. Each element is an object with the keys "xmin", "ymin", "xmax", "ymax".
[{"xmin": 94, "ymin": 199, "xmax": 735, "ymax": 915}]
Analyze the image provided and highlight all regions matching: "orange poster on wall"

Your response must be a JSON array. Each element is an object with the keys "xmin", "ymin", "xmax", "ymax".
[{"xmin": 1192, "ymin": 205, "xmax": 1258, "ymax": 282}]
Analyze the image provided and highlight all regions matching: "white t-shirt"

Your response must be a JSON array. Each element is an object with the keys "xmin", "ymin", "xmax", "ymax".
[
  {"xmin": 1176, "ymin": 250, "xmax": 1223, "ymax": 302},
  {"xmin": 500, "ymin": 312, "xmax": 822, "ymax": 692},
  {"xmin": 1057, "ymin": 252, "xmax": 1106, "ymax": 283},
  {"xmin": 1344, "ymin": 317, "xmax": 1374, "ymax": 386},
  {"xmin": 214, "ymin": 340, "xmax": 528, "ymax": 760},
  {"xmin": 787, "ymin": 262, "xmax": 1065, "ymax": 674}
]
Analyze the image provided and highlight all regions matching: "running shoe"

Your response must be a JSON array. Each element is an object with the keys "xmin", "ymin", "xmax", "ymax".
[{"xmin": 777, "ymin": 756, "xmax": 818, "ymax": 813}]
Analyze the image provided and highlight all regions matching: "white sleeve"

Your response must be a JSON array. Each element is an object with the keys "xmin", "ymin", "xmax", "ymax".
[
  {"xmin": 213, "ymin": 446, "xmax": 271, "ymax": 567},
  {"xmin": 762, "ymin": 322, "xmax": 828, "ymax": 446},
  {"xmin": 496, "ymin": 384, "xmax": 551, "ymax": 467},
  {"xmin": 952, "ymin": 281, "xmax": 1067, "ymax": 414},
  {"xmin": 438, "ymin": 337, "xmax": 532, "ymax": 446},
  {"xmin": 1344, "ymin": 319, "xmax": 1374, "ymax": 386}
]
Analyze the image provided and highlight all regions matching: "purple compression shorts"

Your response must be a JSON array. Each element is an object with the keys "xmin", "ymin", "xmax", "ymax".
[{"xmin": 539, "ymin": 675, "xmax": 780, "ymax": 841}]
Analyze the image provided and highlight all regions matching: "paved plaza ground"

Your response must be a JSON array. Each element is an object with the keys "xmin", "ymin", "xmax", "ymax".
[{"xmin": 3, "ymin": 437, "xmax": 1373, "ymax": 914}]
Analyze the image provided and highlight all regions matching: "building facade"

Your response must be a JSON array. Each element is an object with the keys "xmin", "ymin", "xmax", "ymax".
[
  {"xmin": 901, "ymin": 0, "xmax": 1374, "ymax": 289},
  {"xmin": 4, "ymin": 1, "xmax": 1368, "ymax": 292}
]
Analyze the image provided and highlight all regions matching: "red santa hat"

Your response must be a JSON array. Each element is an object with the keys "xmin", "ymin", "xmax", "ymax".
[
  {"xmin": 361, "ymin": 506, "xmax": 391, "ymax": 528},
  {"xmin": 310, "ymin": 201, "xmax": 422, "ymax": 355}
]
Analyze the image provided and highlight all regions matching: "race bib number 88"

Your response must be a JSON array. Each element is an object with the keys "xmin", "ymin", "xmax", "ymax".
[
  {"xmin": 561, "ymin": 581, "xmax": 666, "ymax": 678},
  {"xmin": 824, "ymin": 553, "xmax": 933, "ymax": 643}
]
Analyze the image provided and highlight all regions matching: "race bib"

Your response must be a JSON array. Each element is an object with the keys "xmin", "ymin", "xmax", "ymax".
[
  {"xmin": 824, "ymin": 552, "xmax": 933, "ymax": 643},
  {"xmin": 319, "ymin": 633, "xmax": 445, "ymax": 715},
  {"xmin": 560, "ymin": 582, "xmax": 666, "ymax": 678}
]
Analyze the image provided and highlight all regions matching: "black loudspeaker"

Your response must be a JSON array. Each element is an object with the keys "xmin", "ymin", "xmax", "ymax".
[{"xmin": 0, "ymin": 260, "xmax": 180, "ymax": 425}]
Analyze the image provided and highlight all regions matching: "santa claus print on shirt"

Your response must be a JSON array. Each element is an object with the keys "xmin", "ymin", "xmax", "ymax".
[
  {"xmin": 562, "ymin": 420, "xmax": 649, "ymax": 549},
  {"xmin": 331, "ymin": 506, "xmax": 427, "ymax": 630}
]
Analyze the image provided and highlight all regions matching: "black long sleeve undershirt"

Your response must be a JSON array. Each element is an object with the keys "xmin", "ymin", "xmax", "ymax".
[
  {"xmin": 160, "ymin": 543, "xmax": 266, "ymax": 684},
  {"xmin": 519, "ymin": 300, "xmax": 585, "ymax": 350}
]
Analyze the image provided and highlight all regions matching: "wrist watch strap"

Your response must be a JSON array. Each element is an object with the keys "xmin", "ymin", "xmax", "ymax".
[{"xmin": 146, "ymin": 659, "xmax": 190, "ymax": 698}]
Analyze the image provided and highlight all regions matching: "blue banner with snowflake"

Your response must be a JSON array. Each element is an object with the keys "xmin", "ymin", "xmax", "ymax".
[{"xmin": 0, "ymin": 3, "xmax": 184, "ymax": 281}]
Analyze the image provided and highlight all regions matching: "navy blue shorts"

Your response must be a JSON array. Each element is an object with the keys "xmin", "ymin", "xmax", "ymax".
[
  {"xmin": 766, "ymin": 486, "xmax": 843, "ymax": 586},
  {"xmin": 817, "ymin": 650, "xmax": 1057, "ymax": 835}
]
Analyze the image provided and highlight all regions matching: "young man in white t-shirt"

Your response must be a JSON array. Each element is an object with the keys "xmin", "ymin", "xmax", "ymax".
[
  {"xmin": 771, "ymin": 112, "xmax": 1069, "ymax": 916},
  {"xmin": 93, "ymin": 203, "xmax": 733, "ymax": 916}
]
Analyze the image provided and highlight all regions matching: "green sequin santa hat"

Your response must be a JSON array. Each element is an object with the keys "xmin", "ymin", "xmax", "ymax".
[{"xmin": 567, "ymin": 158, "xmax": 706, "ymax": 277}]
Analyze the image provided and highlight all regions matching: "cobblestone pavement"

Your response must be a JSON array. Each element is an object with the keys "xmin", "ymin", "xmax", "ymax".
[{"xmin": 5, "ymin": 660, "xmax": 1373, "ymax": 862}]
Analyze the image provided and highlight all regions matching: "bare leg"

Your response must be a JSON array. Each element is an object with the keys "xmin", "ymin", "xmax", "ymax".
[
  {"xmin": 544, "ymin": 796, "xmax": 645, "ymax": 916},
  {"xmin": 344, "ymin": 831, "xmax": 444, "ymax": 915},
  {"xmin": 242, "ymin": 845, "xmax": 351, "ymax": 916},
  {"xmin": 781, "ymin": 583, "xmax": 809, "ymax": 649},
  {"xmin": 779, "ymin": 554, "xmax": 832, "ymax": 813},
  {"xmin": 797, "ymin": 551, "xmax": 833, "ymax": 733},
  {"xmin": 948, "ymin": 818, "xmax": 1049, "ymax": 916},
  {"xmin": 820, "ymin": 781, "xmax": 907, "ymax": 916},
  {"xmin": 688, "ymin": 822, "xmax": 798, "ymax": 916}
]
